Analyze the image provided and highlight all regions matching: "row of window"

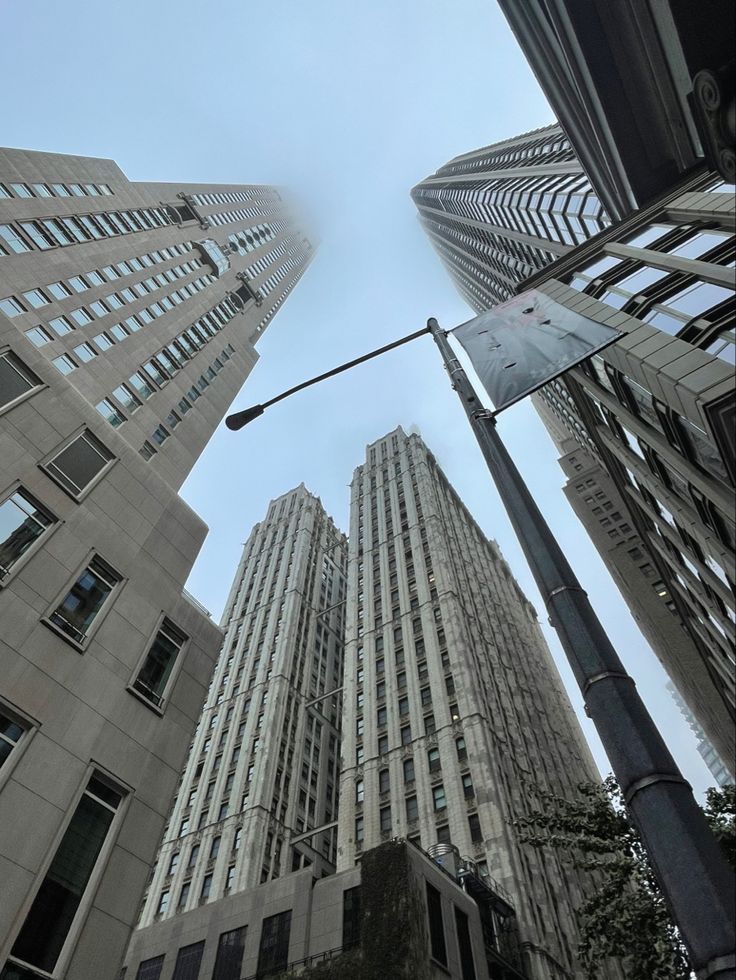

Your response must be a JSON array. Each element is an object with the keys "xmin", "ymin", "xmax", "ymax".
[
  {"xmin": 0, "ymin": 178, "xmax": 112, "ymax": 200},
  {"xmin": 0, "ymin": 203, "xmax": 172, "ymax": 257}
]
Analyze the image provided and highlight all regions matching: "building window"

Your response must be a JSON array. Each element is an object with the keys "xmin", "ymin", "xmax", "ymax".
[
  {"xmin": 468, "ymin": 814, "xmax": 483, "ymax": 843},
  {"xmin": 342, "ymin": 886, "xmax": 362, "ymax": 948},
  {"xmin": 135, "ymin": 956, "xmax": 165, "ymax": 980},
  {"xmin": 257, "ymin": 910, "xmax": 292, "ymax": 978},
  {"xmin": 0, "ymin": 488, "xmax": 55, "ymax": 582},
  {"xmin": 403, "ymin": 757, "xmax": 415, "ymax": 784},
  {"xmin": 212, "ymin": 927, "xmax": 247, "ymax": 980},
  {"xmin": 355, "ymin": 779, "xmax": 364, "ymax": 804},
  {"xmin": 0, "ymin": 710, "xmax": 27, "ymax": 771},
  {"xmin": 355, "ymin": 816, "xmax": 364, "ymax": 844},
  {"xmin": 132, "ymin": 619, "xmax": 187, "ymax": 707},
  {"xmin": 48, "ymin": 555, "xmax": 121, "ymax": 645},
  {"xmin": 462, "ymin": 774, "xmax": 474, "ymax": 799},
  {"xmin": 376, "ymin": 705, "xmax": 387, "ymax": 727},
  {"xmin": 432, "ymin": 785, "xmax": 446, "ymax": 811},
  {"xmin": 157, "ymin": 890, "xmax": 170, "ymax": 915},
  {"xmin": 200, "ymin": 873, "xmax": 213, "ymax": 902},
  {"xmin": 378, "ymin": 734, "xmax": 389, "ymax": 755},
  {"xmin": 454, "ymin": 907, "xmax": 477, "ymax": 980},
  {"xmin": 0, "ymin": 350, "xmax": 42, "ymax": 413},
  {"xmin": 171, "ymin": 941, "xmax": 205, "ymax": 980},
  {"xmin": 4, "ymin": 774, "xmax": 123, "ymax": 976},
  {"xmin": 380, "ymin": 805, "xmax": 392, "ymax": 832},
  {"xmin": 426, "ymin": 883, "xmax": 448, "ymax": 966},
  {"xmin": 379, "ymin": 768, "xmax": 390, "ymax": 794},
  {"xmin": 44, "ymin": 429, "xmax": 115, "ymax": 498},
  {"xmin": 456, "ymin": 737, "xmax": 467, "ymax": 762},
  {"xmin": 436, "ymin": 824, "xmax": 451, "ymax": 844},
  {"xmin": 96, "ymin": 398, "xmax": 126, "ymax": 428},
  {"xmin": 406, "ymin": 795, "xmax": 418, "ymax": 822},
  {"xmin": 428, "ymin": 747, "xmax": 441, "ymax": 772},
  {"xmin": 424, "ymin": 714, "xmax": 436, "ymax": 735}
]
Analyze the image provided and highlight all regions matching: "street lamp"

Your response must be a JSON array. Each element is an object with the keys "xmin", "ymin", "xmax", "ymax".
[{"xmin": 225, "ymin": 319, "xmax": 735, "ymax": 979}]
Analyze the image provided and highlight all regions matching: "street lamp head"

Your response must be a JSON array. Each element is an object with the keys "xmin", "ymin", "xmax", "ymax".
[
  {"xmin": 427, "ymin": 317, "xmax": 440, "ymax": 329},
  {"xmin": 225, "ymin": 404, "xmax": 265, "ymax": 430}
]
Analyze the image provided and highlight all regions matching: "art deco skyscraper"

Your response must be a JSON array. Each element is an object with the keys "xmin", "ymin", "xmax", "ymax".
[
  {"xmin": 337, "ymin": 427, "xmax": 620, "ymax": 980},
  {"xmin": 0, "ymin": 149, "xmax": 312, "ymax": 980},
  {"xmin": 136, "ymin": 485, "xmax": 346, "ymax": 929},
  {"xmin": 411, "ymin": 123, "xmax": 610, "ymax": 311}
]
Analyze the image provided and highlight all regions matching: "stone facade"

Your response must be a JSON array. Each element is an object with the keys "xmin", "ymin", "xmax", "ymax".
[
  {"xmin": 136, "ymin": 486, "xmax": 347, "ymax": 931},
  {"xmin": 0, "ymin": 149, "xmax": 312, "ymax": 980},
  {"xmin": 336, "ymin": 427, "xmax": 621, "ymax": 980}
]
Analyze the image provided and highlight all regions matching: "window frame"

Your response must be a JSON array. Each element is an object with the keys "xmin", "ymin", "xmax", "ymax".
[
  {"xmin": 0, "ymin": 484, "xmax": 58, "ymax": 588},
  {"xmin": 128, "ymin": 615, "xmax": 189, "ymax": 713},
  {"xmin": 40, "ymin": 427, "xmax": 116, "ymax": 502},
  {"xmin": 0, "ymin": 348, "xmax": 45, "ymax": 417},
  {"xmin": 0, "ymin": 699, "xmax": 37, "ymax": 794},
  {"xmin": 43, "ymin": 551, "xmax": 123, "ymax": 651}
]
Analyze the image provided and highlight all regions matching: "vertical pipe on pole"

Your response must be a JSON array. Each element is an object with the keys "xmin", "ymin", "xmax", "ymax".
[{"xmin": 428, "ymin": 318, "xmax": 735, "ymax": 979}]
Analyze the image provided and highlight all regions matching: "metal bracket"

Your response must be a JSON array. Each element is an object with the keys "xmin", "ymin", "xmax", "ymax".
[
  {"xmin": 624, "ymin": 772, "xmax": 690, "ymax": 806},
  {"xmin": 582, "ymin": 670, "xmax": 633, "ymax": 696}
]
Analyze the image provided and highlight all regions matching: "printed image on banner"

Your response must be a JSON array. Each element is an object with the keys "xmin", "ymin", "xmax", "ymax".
[{"xmin": 452, "ymin": 289, "xmax": 623, "ymax": 413}]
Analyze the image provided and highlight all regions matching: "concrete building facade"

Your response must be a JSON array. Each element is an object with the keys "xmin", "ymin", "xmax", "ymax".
[
  {"xmin": 136, "ymin": 485, "xmax": 347, "ymax": 931},
  {"xmin": 411, "ymin": 123, "xmax": 610, "ymax": 311},
  {"xmin": 125, "ymin": 838, "xmax": 524, "ymax": 980},
  {"xmin": 0, "ymin": 148, "xmax": 312, "ymax": 980},
  {"xmin": 336, "ymin": 427, "xmax": 620, "ymax": 980}
]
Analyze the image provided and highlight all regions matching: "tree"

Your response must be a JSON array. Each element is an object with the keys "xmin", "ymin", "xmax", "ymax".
[
  {"xmin": 703, "ymin": 783, "xmax": 736, "ymax": 870},
  {"xmin": 513, "ymin": 775, "xmax": 691, "ymax": 980}
]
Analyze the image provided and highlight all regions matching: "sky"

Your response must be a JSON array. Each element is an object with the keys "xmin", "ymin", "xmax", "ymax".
[{"xmin": 3, "ymin": 0, "xmax": 717, "ymax": 795}]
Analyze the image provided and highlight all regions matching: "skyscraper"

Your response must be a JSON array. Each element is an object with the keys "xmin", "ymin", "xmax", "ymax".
[
  {"xmin": 667, "ymin": 682, "xmax": 733, "ymax": 788},
  {"xmin": 337, "ymin": 427, "xmax": 620, "ymax": 980},
  {"xmin": 411, "ymin": 123, "xmax": 610, "ymax": 311},
  {"xmin": 136, "ymin": 485, "xmax": 346, "ymax": 924},
  {"xmin": 0, "ymin": 148, "xmax": 313, "ymax": 980},
  {"xmin": 413, "ymin": 130, "xmax": 735, "ymax": 775},
  {"xmin": 496, "ymin": 0, "xmax": 735, "ymax": 216}
]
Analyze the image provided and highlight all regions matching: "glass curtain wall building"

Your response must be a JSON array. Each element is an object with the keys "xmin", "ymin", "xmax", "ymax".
[
  {"xmin": 137, "ymin": 486, "xmax": 346, "ymax": 929},
  {"xmin": 411, "ymin": 123, "xmax": 610, "ymax": 311},
  {"xmin": 0, "ymin": 148, "xmax": 313, "ymax": 980},
  {"xmin": 337, "ymin": 427, "xmax": 623, "ymax": 980}
]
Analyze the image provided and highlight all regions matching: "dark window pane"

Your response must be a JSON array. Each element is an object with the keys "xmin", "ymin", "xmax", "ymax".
[
  {"xmin": 212, "ymin": 926, "xmax": 247, "ymax": 980},
  {"xmin": 257, "ymin": 910, "xmax": 292, "ymax": 976},
  {"xmin": 0, "ymin": 352, "xmax": 39, "ymax": 408},
  {"xmin": 342, "ymin": 886, "xmax": 362, "ymax": 948},
  {"xmin": 454, "ymin": 907, "xmax": 477, "ymax": 980},
  {"xmin": 50, "ymin": 556, "xmax": 119, "ymax": 642},
  {"xmin": 0, "ymin": 490, "xmax": 54, "ymax": 580},
  {"xmin": 171, "ymin": 941, "xmax": 205, "ymax": 980},
  {"xmin": 134, "ymin": 620, "xmax": 187, "ymax": 705},
  {"xmin": 9, "ymin": 778, "xmax": 119, "ymax": 973},
  {"xmin": 136, "ymin": 956, "xmax": 165, "ymax": 980},
  {"xmin": 426, "ymin": 883, "xmax": 447, "ymax": 965},
  {"xmin": 46, "ymin": 431, "xmax": 114, "ymax": 496}
]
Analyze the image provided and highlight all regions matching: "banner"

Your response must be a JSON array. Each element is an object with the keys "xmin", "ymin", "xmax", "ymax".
[{"xmin": 452, "ymin": 289, "xmax": 622, "ymax": 412}]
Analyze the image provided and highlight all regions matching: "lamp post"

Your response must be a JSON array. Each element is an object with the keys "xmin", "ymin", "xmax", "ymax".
[{"xmin": 225, "ymin": 320, "xmax": 735, "ymax": 979}]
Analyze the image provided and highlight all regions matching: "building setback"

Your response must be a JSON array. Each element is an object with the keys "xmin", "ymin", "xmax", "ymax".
[
  {"xmin": 136, "ymin": 485, "xmax": 347, "ymax": 930},
  {"xmin": 0, "ymin": 148, "xmax": 313, "ymax": 980},
  {"xmin": 411, "ymin": 123, "xmax": 610, "ymax": 311},
  {"xmin": 336, "ymin": 427, "xmax": 621, "ymax": 980}
]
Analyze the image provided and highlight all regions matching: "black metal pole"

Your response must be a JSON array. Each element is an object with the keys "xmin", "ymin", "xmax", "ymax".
[{"xmin": 428, "ymin": 318, "xmax": 735, "ymax": 980}]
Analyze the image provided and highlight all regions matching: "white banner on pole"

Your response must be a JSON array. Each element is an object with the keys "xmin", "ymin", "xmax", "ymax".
[{"xmin": 451, "ymin": 289, "xmax": 623, "ymax": 412}]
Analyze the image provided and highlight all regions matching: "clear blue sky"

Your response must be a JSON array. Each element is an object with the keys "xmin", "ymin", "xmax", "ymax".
[{"xmin": 3, "ymin": 0, "xmax": 715, "ymax": 794}]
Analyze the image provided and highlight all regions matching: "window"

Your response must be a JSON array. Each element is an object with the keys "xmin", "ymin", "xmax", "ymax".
[
  {"xmin": 210, "ymin": 836, "xmax": 221, "ymax": 860},
  {"xmin": 0, "ymin": 711, "xmax": 27, "ymax": 771},
  {"xmin": 133, "ymin": 619, "xmax": 187, "ymax": 707},
  {"xmin": 129, "ymin": 372, "xmax": 155, "ymax": 400},
  {"xmin": 355, "ymin": 816, "xmax": 364, "ymax": 843},
  {"xmin": 0, "ymin": 350, "xmax": 42, "ymax": 411},
  {"xmin": 112, "ymin": 384, "xmax": 141, "ymax": 414},
  {"xmin": 96, "ymin": 398, "xmax": 126, "ymax": 428},
  {"xmin": 74, "ymin": 342, "xmax": 97, "ymax": 364},
  {"xmin": 157, "ymin": 890, "xmax": 170, "ymax": 915},
  {"xmin": 436, "ymin": 824, "xmax": 451, "ymax": 844},
  {"xmin": 0, "ymin": 489, "xmax": 55, "ymax": 581},
  {"xmin": 135, "ymin": 957, "xmax": 165, "ymax": 980},
  {"xmin": 342, "ymin": 886, "xmax": 361, "ymax": 948},
  {"xmin": 49, "ymin": 315, "xmax": 75, "ymax": 336},
  {"xmin": 200, "ymin": 873, "xmax": 213, "ymax": 902},
  {"xmin": 25, "ymin": 325, "xmax": 53, "ymax": 347},
  {"xmin": 380, "ymin": 805, "xmax": 392, "ymax": 832},
  {"xmin": 379, "ymin": 768, "xmax": 390, "ymax": 793},
  {"xmin": 44, "ymin": 430, "xmax": 115, "ymax": 499},
  {"xmin": 48, "ymin": 555, "xmax": 120, "ymax": 644},
  {"xmin": 406, "ymin": 795, "xmax": 418, "ymax": 822},
  {"xmin": 257, "ymin": 911, "xmax": 292, "ymax": 978},
  {"xmin": 5, "ymin": 775, "xmax": 123, "ymax": 976},
  {"xmin": 456, "ymin": 737, "xmax": 467, "ymax": 762},
  {"xmin": 171, "ymin": 941, "xmax": 205, "ymax": 980},
  {"xmin": 52, "ymin": 353, "xmax": 77, "ymax": 375},
  {"xmin": 211, "ymin": 927, "xmax": 247, "ymax": 980},
  {"xmin": 468, "ymin": 814, "xmax": 483, "ymax": 843},
  {"xmin": 0, "ymin": 296, "xmax": 25, "ymax": 317},
  {"xmin": 424, "ymin": 714, "xmax": 436, "ymax": 735},
  {"xmin": 376, "ymin": 705, "xmax": 387, "ymax": 727},
  {"xmin": 426, "ymin": 883, "xmax": 447, "ymax": 966},
  {"xmin": 455, "ymin": 907, "xmax": 477, "ymax": 980},
  {"xmin": 432, "ymin": 785, "xmax": 446, "ymax": 811},
  {"xmin": 378, "ymin": 734, "xmax": 389, "ymax": 754},
  {"xmin": 400, "ymin": 725, "xmax": 412, "ymax": 745},
  {"xmin": 355, "ymin": 779, "xmax": 364, "ymax": 804},
  {"xmin": 462, "ymin": 774, "xmax": 474, "ymax": 799},
  {"xmin": 0, "ymin": 224, "xmax": 31, "ymax": 253},
  {"xmin": 403, "ymin": 757, "xmax": 415, "ymax": 784}
]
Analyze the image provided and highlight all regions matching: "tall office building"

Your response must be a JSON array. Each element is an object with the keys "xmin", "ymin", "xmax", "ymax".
[
  {"xmin": 413, "ymin": 131, "xmax": 735, "ymax": 774},
  {"xmin": 496, "ymin": 0, "xmax": 735, "ymax": 217},
  {"xmin": 336, "ymin": 427, "xmax": 621, "ymax": 980},
  {"xmin": 0, "ymin": 148, "xmax": 312, "ymax": 980},
  {"xmin": 136, "ymin": 485, "xmax": 346, "ymax": 924},
  {"xmin": 667, "ymin": 682, "xmax": 733, "ymax": 788},
  {"xmin": 411, "ymin": 123, "xmax": 610, "ymax": 311}
]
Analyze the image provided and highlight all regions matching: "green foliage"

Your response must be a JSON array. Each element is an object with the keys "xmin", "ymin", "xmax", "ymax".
[
  {"xmin": 513, "ymin": 775, "xmax": 691, "ymax": 980},
  {"xmin": 703, "ymin": 783, "xmax": 736, "ymax": 869}
]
